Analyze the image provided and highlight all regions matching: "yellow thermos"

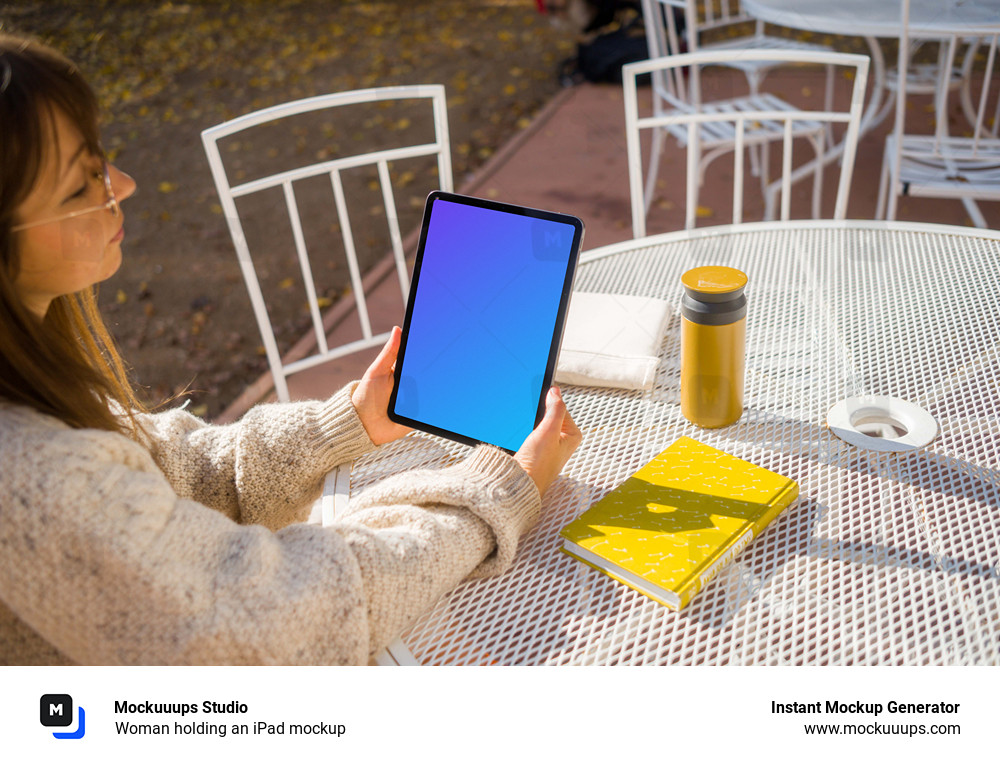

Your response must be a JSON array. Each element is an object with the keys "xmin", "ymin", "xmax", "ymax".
[{"xmin": 680, "ymin": 266, "xmax": 748, "ymax": 428}]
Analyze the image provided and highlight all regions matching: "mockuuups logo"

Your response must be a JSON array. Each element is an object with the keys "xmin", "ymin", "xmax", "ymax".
[{"xmin": 40, "ymin": 694, "xmax": 86, "ymax": 739}]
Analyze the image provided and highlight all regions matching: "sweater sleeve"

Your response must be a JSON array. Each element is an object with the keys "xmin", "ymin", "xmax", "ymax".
[
  {"xmin": 132, "ymin": 383, "xmax": 374, "ymax": 529},
  {"xmin": 0, "ymin": 412, "xmax": 540, "ymax": 665},
  {"xmin": 332, "ymin": 445, "xmax": 540, "ymax": 656}
]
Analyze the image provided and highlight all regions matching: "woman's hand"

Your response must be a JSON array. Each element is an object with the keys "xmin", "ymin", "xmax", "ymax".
[
  {"xmin": 514, "ymin": 386, "xmax": 582, "ymax": 496},
  {"xmin": 352, "ymin": 326, "xmax": 412, "ymax": 446}
]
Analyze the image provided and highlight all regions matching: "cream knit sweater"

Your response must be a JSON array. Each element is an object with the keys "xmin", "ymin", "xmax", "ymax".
[{"xmin": 0, "ymin": 384, "xmax": 540, "ymax": 665}]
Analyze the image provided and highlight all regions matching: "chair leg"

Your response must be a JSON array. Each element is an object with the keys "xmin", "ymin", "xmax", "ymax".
[
  {"xmin": 644, "ymin": 126, "xmax": 665, "ymax": 214},
  {"xmin": 811, "ymin": 133, "xmax": 825, "ymax": 219},
  {"xmin": 961, "ymin": 197, "xmax": 989, "ymax": 229},
  {"xmin": 875, "ymin": 151, "xmax": 891, "ymax": 220},
  {"xmin": 885, "ymin": 159, "xmax": 900, "ymax": 222},
  {"xmin": 760, "ymin": 140, "xmax": 771, "ymax": 204},
  {"xmin": 824, "ymin": 64, "xmax": 835, "ymax": 147},
  {"xmin": 764, "ymin": 180, "xmax": 777, "ymax": 221},
  {"xmin": 750, "ymin": 146, "xmax": 761, "ymax": 177},
  {"xmin": 762, "ymin": 144, "xmax": 778, "ymax": 222},
  {"xmin": 748, "ymin": 142, "xmax": 763, "ymax": 179},
  {"xmin": 958, "ymin": 38, "xmax": 983, "ymax": 131},
  {"xmin": 745, "ymin": 69, "xmax": 764, "ymax": 180},
  {"xmin": 323, "ymin": 461, "xmax": 352, "ymax": 526},
  {"xmin": 870, "ymin": 82, "xmax": 898, "ymax": 134}
]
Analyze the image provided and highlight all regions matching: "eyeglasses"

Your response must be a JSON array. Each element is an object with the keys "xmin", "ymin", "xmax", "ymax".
[{"xmin": 11, "ymin": 160, "xmax": 120, "ymax": 232}]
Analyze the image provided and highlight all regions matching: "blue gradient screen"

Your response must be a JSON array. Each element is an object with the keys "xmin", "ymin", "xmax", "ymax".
[{"xmin": 392, "ymin": 198, "xmax": 578, "ymax": 452}]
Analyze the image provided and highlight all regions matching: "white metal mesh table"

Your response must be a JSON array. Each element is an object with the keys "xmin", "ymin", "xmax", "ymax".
[{"xmin": 342, "ymin": 220, "xmax": 1000, "ymax": 665}]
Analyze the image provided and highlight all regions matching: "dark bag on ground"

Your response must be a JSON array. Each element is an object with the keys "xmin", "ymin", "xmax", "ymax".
[
  {"xmin": 557, "ymin": 1, "xmax": 683, "ymax": 85},
  {"xmin": 573, "ymin": 23, "xmax": 648, "ymax": 83}
]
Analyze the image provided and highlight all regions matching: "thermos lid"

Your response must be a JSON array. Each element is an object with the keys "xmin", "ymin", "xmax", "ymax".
[
  {"xmin": 681, "ymin": 266, "xmax": 747, "ymax": 303},
  {"xmin": 681, "ymin": 266, "xmax": 747, "ymax": 325}
]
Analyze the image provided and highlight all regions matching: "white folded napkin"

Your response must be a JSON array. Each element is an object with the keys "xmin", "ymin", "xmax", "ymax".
[{"xmin": 554, "ymin": 291, "xmax": 673, "ymax": 391}]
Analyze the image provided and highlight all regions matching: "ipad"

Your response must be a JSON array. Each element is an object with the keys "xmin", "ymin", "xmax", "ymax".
[{"xmin": 388, "ymin": 191, "xmax": 584, "ymax": 453}]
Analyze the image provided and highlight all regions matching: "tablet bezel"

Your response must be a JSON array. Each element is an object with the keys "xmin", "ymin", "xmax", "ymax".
[{"xmin": 387, "ymin": 190, "xmax": 584, "ymax": 453}]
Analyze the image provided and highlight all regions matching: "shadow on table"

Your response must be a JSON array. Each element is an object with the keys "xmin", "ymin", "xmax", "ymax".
[
  {"xmin": 684, "ymin": 409, "xmax": 1000, "ymax": 632},
  {"xmin": 548, "ymin": 407, "xmax": 999, "ymax": 640}
]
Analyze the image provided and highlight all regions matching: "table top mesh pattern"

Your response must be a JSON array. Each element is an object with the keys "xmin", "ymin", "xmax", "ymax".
[{"xmin": 349, "ymin": 224, "xmax": 1000, "ymax": 665}]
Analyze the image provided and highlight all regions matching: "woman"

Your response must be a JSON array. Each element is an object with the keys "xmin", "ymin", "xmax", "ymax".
[{"xmin": 0, "ymin": 34, "xmax": 581, "ymax": 664}]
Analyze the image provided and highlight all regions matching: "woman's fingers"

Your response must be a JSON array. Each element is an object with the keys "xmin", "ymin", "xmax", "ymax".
[
  {"xmin": 366, "ymin": 326, "xmax": 402, "ymax": 379},
  {"xmin": 541, "ymin": 386, "xmax": 565, "ymax": 425},
  {"xmin": 514, "ymin": 386, "xmax": 582, "ymax": 496},
  {"xmin": 543, "ymin": 387, "xmax": 581, "ymax": 445}
]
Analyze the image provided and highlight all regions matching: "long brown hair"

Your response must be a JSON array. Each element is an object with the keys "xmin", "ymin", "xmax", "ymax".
[{"xmin": 0, "ymin": 34, "xmax": 147, "ymax": 434}]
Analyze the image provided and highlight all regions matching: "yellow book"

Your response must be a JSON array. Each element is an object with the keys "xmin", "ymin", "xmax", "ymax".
[{"xmin": 559, "ymin": 436, "xmax": 799, "ymax": 610}]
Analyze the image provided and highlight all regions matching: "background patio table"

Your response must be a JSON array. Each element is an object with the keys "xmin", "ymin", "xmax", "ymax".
[
  {"xmin": 742, "ymin": 0, "xmax": 1000, "ymax": 135},
  {"xmin": 335, "ymin": 219, "xmax": 1000, "ymax": 665},
  {"xmin": 744, "ymin": 0, "xmax": 1000, "ymax": 36}
]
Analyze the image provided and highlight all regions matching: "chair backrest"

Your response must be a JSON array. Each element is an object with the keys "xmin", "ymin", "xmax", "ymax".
[
  {"xmin": 623, "ymin": 50, "xmax": 869, "ymax": 234},
  {"xmin": 642, "ymin": 0, "xmax": 752, "ymax": 59},
  {"xmin": 202, "ymin": 85, "xmax": 452, "ymax": 401},
  {"xmin": 641, "ymin": 0, "xmax": 693, "ymax": 106},
  {"xmin": 641, "ymin": 0, "xmax": 774, "ymax": 115},
  {"xmin": 892, "ymin": 0, "xmax": 1000, "ymax": 154}
]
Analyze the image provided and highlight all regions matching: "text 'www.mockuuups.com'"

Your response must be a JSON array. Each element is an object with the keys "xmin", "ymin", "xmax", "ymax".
[{"xmin": 773, "ymin": 699, "xmax": 962, "ymax": 738}]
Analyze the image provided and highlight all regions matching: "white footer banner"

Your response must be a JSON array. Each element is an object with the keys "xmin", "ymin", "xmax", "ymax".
[{"xmin": 2, "ymin": 665, "xmax": 995, "ymax": 764}]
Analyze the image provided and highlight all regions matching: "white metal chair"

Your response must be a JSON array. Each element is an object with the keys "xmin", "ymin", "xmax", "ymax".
[
  {"xmin": 637, "ymin": 2, "xmax": 841, "ymax": 226},
  {"xmin": 641, "ymin": 0, "xmax": 837, "ymax": 95},
  {"xmin": 872, "ymin": 35, "xmax": 983, "ymax": 134},
  {"xmin": 202, "ymin": 85, "xmax": 452, "ymax": 403},
  {"xmin": 623, "ymin": 49, "xmax": 869, "ymax": 235},
  {"xmin": 876, "ymin": 0, "xmax": 1000, "ymax": 229}
]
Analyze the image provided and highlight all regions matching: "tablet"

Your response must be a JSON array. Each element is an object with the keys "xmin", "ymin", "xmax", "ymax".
[{"xmin": 388, "ymin": 191, "xmax": 584, "ymax": 453}]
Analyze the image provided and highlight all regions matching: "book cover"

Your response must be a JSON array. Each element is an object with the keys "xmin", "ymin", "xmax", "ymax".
[{"xmin": 559, "ymin": 436, "xmax": 799, "ymax": 610}]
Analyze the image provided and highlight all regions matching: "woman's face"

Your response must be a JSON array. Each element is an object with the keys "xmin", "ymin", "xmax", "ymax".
[{"xmin": 12, "ymin": 106, "xmax": 136, "ymax": 317}]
